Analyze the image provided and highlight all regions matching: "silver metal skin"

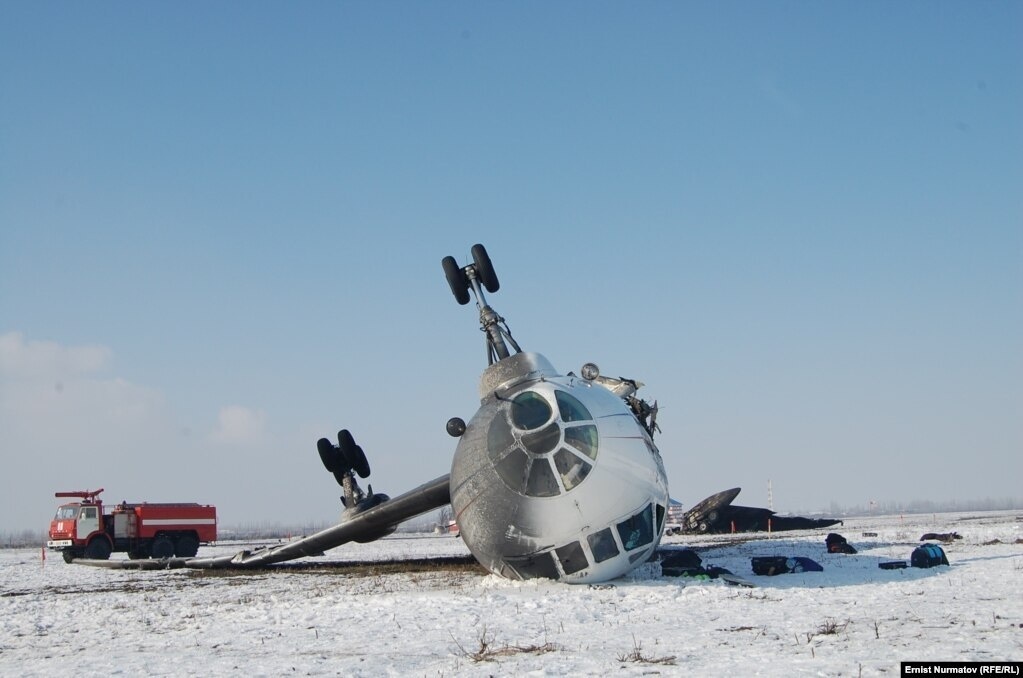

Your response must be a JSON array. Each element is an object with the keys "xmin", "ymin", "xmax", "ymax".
[{"xmin": 450, "ymin": 352, "xmax": 670, "ymax": 584}]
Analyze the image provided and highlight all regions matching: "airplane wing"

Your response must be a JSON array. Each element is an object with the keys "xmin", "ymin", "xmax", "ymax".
[{"xmin": 75, "ymin": 474, "xmax": 452, "ymax": 570}]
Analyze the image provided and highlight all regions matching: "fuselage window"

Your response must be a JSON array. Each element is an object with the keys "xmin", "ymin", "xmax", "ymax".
[
  {"xmin": 587, "ymin": 528, "xmax": 620, "ymax": 563},
  {"xmin": 616, "ymin": 504, "xmax": 654, "ymax": 551},
  {"xmin": 555, "ymin": 541, "xmax": 589, "ymax": 575},
  {"xmin": 511, "ymin": 391, "xmax": 552, "ymax": 430}
]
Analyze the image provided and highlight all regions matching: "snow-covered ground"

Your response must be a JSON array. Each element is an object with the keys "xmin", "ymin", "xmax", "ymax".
[{"xmin": 2, "ymin": 511, "xmax": 1020, "ymax": 676}]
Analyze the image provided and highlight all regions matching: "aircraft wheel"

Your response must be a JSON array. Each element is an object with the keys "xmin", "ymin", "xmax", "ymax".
[
  {"xmin": 151, "ymin": 535, "xmax": 175, "ymax": 559},
  {"xmin": 471, "ymin": 244, "xmax": 499, "ymax": 293},
  {"xmin": 85, "ymin": 538, "xmax": 112, "ymax": 560},
  {"xmin": 338, "ymin": 429, "xmax": 371, "ymax": 478},
  {"xmin": 442, "ymin": 256, "xmax": 470, "ymax": 305},
  {"xmin": 317, "ymin": 437, "xmax": 342, "ymax": 474},
  {"xmin": 175, "ymin": 534, "xmax": 199, "ymax": 558}
]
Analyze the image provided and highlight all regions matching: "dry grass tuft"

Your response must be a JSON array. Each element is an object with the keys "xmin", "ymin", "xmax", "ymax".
[
  {"xmin": 452, "ymin": 626, "xmax": 559, "ymax": 663},
  {"xmin": 616, "ymin": 634, "xmax": 676, "ymax": 665}
]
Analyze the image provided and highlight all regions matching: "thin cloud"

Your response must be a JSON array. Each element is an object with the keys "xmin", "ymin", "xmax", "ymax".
[
  {"xmin": 0, "ymin": 331, "xmax": 111, "ymax": 379},
  {"xmin": 211, "ymin": 405, "xmax": 267, "ymax": 445}
]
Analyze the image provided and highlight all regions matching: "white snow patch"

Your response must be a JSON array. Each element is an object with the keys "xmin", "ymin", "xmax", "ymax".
[{"xmin": 2, "ymin": 512, "xmax": 1020, "ymax": 676}]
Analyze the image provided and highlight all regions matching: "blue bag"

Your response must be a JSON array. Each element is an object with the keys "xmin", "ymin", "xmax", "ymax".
[{"xmin": 910, "ymin": 543, "xmax": 949, "ymax": 568}]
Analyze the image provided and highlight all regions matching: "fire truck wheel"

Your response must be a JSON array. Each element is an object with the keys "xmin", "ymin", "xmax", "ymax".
[
  {"xmin": 175, "ymin": 534, "xmax": 199, "ymax": 558},
  {"xmin": 151, "ymin": 535, "xmax": 175, "ymax": 559},
  {"xmin": 62, "ymin": 550, "xmax": 75, "ymax": 564},
  {"xmin": 85, "ymin": 538, "xmax": 112, "ymax": 560}
]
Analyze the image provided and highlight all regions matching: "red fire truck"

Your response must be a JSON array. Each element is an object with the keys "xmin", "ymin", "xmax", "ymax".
[{"xmin": 47, "ymin": 488, "xmax": 217, "ymax": 563}]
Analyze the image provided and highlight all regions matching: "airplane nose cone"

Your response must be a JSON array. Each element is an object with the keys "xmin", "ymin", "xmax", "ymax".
[{"xmin": 451, "ymin": 377, "xmax": 669, "ymax": 583}]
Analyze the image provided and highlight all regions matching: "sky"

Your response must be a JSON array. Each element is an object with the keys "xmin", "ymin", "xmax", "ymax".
[{"xmin": 1, "ymin": 3, "xmax": 1020, "ymax": 533}]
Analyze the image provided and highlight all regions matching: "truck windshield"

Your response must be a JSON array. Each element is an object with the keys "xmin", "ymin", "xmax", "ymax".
[{"xmin": 54, "ymin": 506, "xmax": 78, "ymax": 520}]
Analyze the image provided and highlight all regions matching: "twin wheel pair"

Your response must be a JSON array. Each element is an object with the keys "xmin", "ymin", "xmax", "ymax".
[{"xmin": 442, "ymin": 243, "xmax": 500, "ymax": 305}]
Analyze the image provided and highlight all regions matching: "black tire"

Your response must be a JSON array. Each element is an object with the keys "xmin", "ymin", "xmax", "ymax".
[
  {"xmin": 62, "ymin": 549, "xmax": 76, "ymax": 564},
  {"xmin": 347, "ymin": 444, "xmax": 371, "ymax": 479},
  {"xmin": 337, "ymin": 429, "xmax": 370, "ymax": 477},
  {"xmin": 337, "ymin": 429, "xmax": 356, "ymax": 454},
  {"xmin": 317, "ymin": 437, "xmax": 341, "ymax": 473},
  {"xmin": 175, "ymin": 534, "xmax": 199, "ymax": 558},
  {"xmin": 151, "ymin": 535, "xmax": 175, "ymax": 559},
  {"xmin": 442, "ymin": 256, "xmax": 470, "ymax": 305},
  {"xmin": 471, "ymin": 244, "xmax": 499, "ymax": 293},
  {"xmin": 85, "ymin": 538, "xmax": 112, "ymax": 560}
]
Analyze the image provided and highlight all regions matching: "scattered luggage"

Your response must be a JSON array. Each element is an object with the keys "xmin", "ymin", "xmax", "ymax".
[
  {"xmin": 826, "ymin": 533, "xmax": 857, "ymax": 554},
  {"xmin": 751, "ymin": 556, "xmax": 823, "ymax": 576},
  {"xmin": 911, "ymin": 543, "xmax": 949, "ymax": 568},
  {"xmin": 920, "ymin": 532, "xmax": 961, "ymax": 543},
  {"xmin": 659, "ymin": 549, "xmax": 702, "ymax": 577}
]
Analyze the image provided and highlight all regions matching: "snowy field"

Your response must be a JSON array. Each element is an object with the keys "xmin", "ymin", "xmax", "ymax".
[{"xmin": 2, "ymin": 511, "xmax": 1020, "ymax": 676}]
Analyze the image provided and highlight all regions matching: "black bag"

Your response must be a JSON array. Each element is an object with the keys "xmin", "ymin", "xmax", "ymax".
[
  {"xmin": 911, "ymin": 544, "xmax": 949, "ymax": 568},
  {"xmin": 660, "ymin": 549, "xmax": 703, "ymax": 577},
  {"xmin": 826, "ymin": 532, "xmax": 857, "ymax": 554},
  {"xmin": 751, "ymin": 556, "xmax": 790, "ymax": 576}
]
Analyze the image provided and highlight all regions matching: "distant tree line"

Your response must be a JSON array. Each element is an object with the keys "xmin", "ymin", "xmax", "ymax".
[{"xmin": 800, "ymin": 496, "xmax": 1023, "ymax": 517}]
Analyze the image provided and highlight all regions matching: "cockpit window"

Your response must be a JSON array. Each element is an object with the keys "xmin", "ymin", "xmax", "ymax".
[
  {"xmin": 511, "ymin": 391, "xmax": 552, "ymax": 430},
  {"xmin": 587, "ymin": 528, "xmax": 620, "ymax": 563},
  {"xmin": 506, "ymin": 551, "xmax": 560, "ymax": 580},
  {"xmin": 555, "ymin": 541, "xmax": 588, "ymax": 575},
  {"xmin": 616, "ymin": 504, "xmax": 654, "ymax": 551},
  {"xmin": 555, "ymin": 390, "xmax": 591, "ymax": 422}
]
